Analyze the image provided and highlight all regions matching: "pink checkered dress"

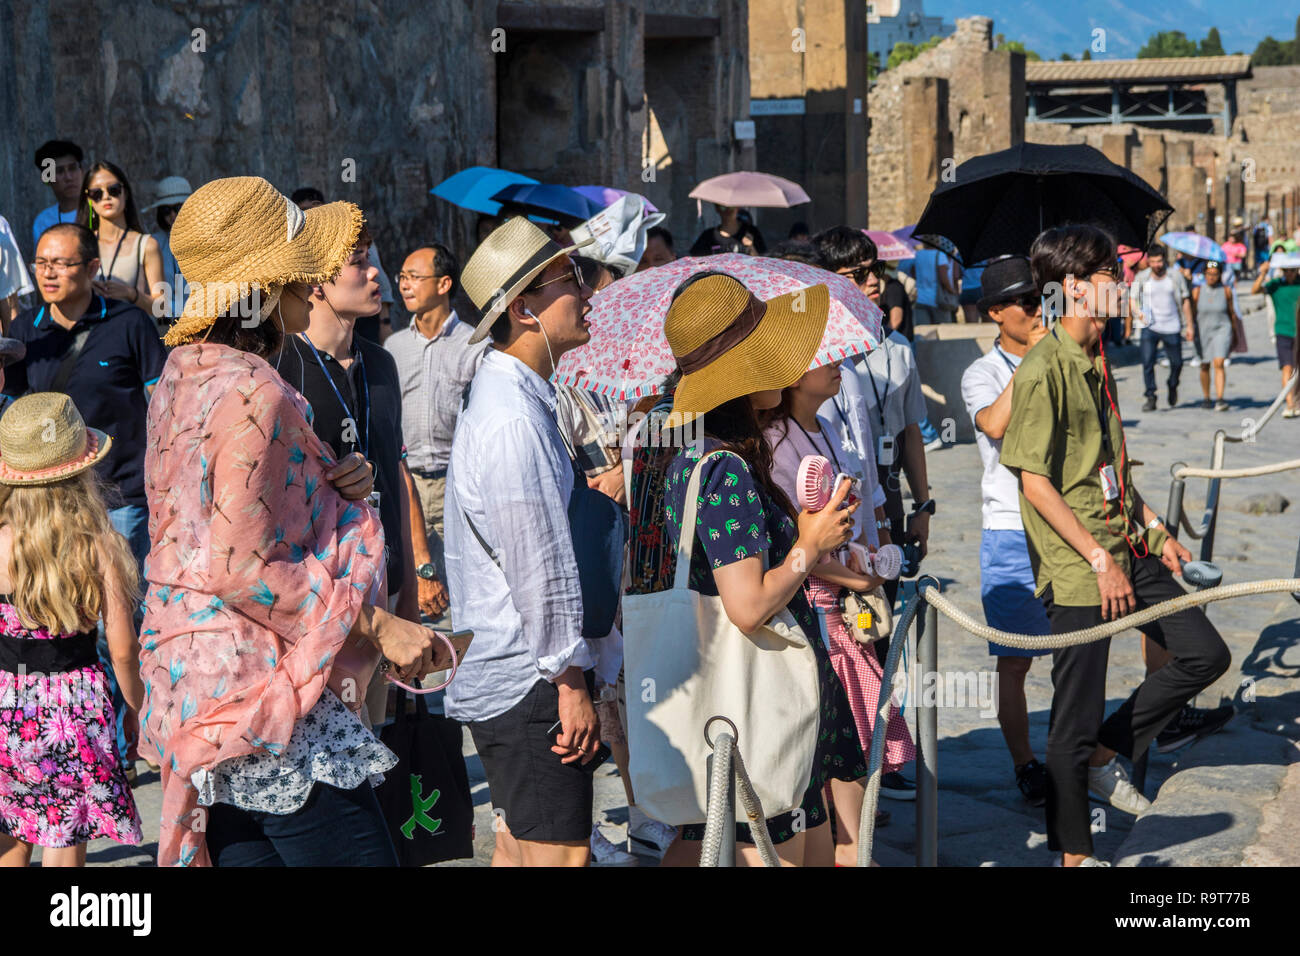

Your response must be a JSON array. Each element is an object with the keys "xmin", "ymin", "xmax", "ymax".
[{"xmin": 806, "ymin": 574, "xmax": 915, "ymax": 773}]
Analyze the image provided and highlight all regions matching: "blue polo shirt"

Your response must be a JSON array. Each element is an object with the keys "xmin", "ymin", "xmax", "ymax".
[{"xmin": 3, "ymin": 295, "xmax": 167, "ymax": 508}]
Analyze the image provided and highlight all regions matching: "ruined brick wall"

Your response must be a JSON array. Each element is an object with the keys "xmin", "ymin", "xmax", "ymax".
[{"xmin": 866, "ymin": 16, "xmax": 1023, "ymax": 229}]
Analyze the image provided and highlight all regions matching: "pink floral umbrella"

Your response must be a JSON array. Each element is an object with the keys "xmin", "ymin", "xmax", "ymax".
[
  {"xmin": 555, "ymin": 254, "xmax": 883, "ymax": 401},
  {"xmin": 864, "ymin": 229, "xmax": 915, "ymax": 261}
]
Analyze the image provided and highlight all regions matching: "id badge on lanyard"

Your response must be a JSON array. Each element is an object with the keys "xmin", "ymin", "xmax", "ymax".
[{"xmin": 1098, "ymin": 463, "xmax": 1119, "ymax": 502}]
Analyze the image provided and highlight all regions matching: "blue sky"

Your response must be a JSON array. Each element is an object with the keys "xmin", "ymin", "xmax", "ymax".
[{"xmin": 921, "ymin": 0, "xmax": 1299, "ymax": 60}]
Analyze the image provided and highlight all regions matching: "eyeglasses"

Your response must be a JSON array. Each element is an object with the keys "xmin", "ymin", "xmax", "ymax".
[
  {"xmin": 838, "ymin": 262, "xmax": 886, "ymax": 285},
  {"xmin": 396, "ymin": 271, "xmax": 436, "ymax": 284},
  {"xmin": 1092, "ymin": 266, "xmax": 1120, "ymax": 282},
  {"xmin": 87, "ymin": 184, "xmax": 124, "ymax": 202},
  {"xmin": 1013, "ymin": 294, "xmax": 1042, "ymax": 313},
  {"xmin": 31, "ymin": 258, "xmax": 85, "ymax": 274},
  {"xmin": 527, "ymin": 259, "xmax": 585, "ymax": 294}
]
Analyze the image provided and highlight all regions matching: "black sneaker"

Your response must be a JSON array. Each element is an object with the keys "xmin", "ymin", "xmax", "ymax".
[
  {"xmin": 1168, "ymin": 385, "xmax": 1178, "ymax": 407},
  {"xmin": 1200, "ymin": 398, "xmax": 1213, "ymax": 410},
  {"xmin": 880, "ymin": 771, "xmax": 916, "ymax": 801},
  {"xmin": 1015, "ymin": 758, "xmax": 1048, "ymax": 807},
  {"xmin": 1156, "ymin": 703, "xmax": 1234, "ymax": 753},
  {"xmin": 1142, "ymin": 395, "xmax": 1157, "ymax": 412}
]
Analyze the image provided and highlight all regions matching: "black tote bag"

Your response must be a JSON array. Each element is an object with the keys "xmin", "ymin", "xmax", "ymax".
[{"xmin": 375, "ymin": 690, "xmax": 475, "ymax": 866}]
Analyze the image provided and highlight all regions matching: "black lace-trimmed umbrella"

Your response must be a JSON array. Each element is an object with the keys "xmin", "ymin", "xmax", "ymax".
[{"xmin": 913, "ymin": 143, "xmax": 1173, "ymax": 265}]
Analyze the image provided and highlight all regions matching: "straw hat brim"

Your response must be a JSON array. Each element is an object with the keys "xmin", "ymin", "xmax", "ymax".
[
  {"xmin": 165, "ymin": 199, "xmax": 364, "ymax": 347},
  {"xmin": 0, "ymin": 428, "xmax": 112, "ymax": 486},
  {"xmin": 669, "ymin": 284, "xmax": 831, "ymax": 419},
  {"xmin": 467, "ymin": 237, "xmax": 592, "ymax": 345}
]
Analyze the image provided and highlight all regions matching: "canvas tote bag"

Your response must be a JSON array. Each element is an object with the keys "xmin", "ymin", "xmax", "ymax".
[{"xmin": 623, "ymin": 450, "xmax": 821, "ymax": 825}]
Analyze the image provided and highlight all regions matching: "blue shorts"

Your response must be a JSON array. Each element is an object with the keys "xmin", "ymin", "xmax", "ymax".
[{"xmin": 979, "ymin": 528, "xmax": 1052, "ymax": 657}]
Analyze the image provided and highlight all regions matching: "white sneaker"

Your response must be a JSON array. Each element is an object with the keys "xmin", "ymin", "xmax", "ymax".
[
  {"xmin": 629, "ymin": 818, "xmax": 677, "ymax": 857},
  {"xmin": 591, "ymin": 826, "xmax": 638, "ymax": 866},
  {"xmin": 1088, "ymin": 757, "xmax": 1151, "ymax": 815},
  {"xmin": 923, "ymin": 437, "xmax": 945, "ymax": 452}
]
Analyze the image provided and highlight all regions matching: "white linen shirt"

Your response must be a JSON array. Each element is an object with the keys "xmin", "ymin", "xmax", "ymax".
[
  {"xmin": 443, "ymin": 348, "xmax": 591, "ymax": 722},
  {"xmin": 960, "ymin": 341, "xmax": 1024, "ymax": 531}
]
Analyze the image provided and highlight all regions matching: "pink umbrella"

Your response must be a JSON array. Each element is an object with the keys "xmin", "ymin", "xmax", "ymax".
[
  {"xmin": 689, "ymin": 171, "xmax": 811, "ymax": 209},
  {"xmin": 555, "ymin": 254, "xmax": 883, "ymax": 401},
  {"xmin": 864, "ymin": 229, "xmax": 915, "ymax": 261}
]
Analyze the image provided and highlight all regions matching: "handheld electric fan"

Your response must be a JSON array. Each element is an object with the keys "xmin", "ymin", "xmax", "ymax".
[{"xmin": 795, "ymin": 455, "xmax": 900, "ymax": 579}]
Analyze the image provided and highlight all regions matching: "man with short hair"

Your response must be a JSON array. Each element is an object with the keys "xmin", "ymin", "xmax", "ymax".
[
  {"xmin": 1001, "ymin": 224, "xmax": 1231, "ymax": 867},
  {"xmin": 6, "ymin": 221, "xmax": 167, "ymax": 770},
  {"xmin": 31, "ymin": 141, "xmax": 85, "ymax": 253},
  {"xmin": 445, "ymin": 219, "xmax": 600, "ymax": 866},
  {"xmin": 1128, "ymin": 246, "xmax": 1193, "ymax": 411},
  {"xmin": 269, "ymin": 224, "xmax": 417, "ymax": 654},
  {"xmin": 385, "ymin": 243, "xmax": 486, "ymax": 620},
  {"xmin": 292, "ymin": 187, "xmax": 395, "ymax": 342},
  {"xmin": 960, "ymin": 255, "xmax": 1052, "ymax": 805}
]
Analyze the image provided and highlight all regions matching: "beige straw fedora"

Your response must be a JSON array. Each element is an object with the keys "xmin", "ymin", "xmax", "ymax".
[
  {"xmin": 0, "ymin": 393, "xmax": 112, "ymax": 487},
  {"xmin": 665, "ymin": 273, "xmax": 830, "ymax": 418},
  {"xmin": 460, "ymin": 217, "xmax": 592, "ymax": 344},
  {"xmin": 165, "ymin": 176, "xmax": 364, "ymax": 346}
]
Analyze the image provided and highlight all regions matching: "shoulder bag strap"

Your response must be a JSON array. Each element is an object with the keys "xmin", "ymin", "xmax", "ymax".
[
  {"xmin": 672, "ymin": 450, "xmax": 731, "ymax": 591},
  {"xmin": 50, "ymin": 323, "xmax": 94, "ymax": 393},
  {"xmin": 622, "ymin": 411, "xmax": 654, "ymax": 507},
  {"xmin": 461, "ymin": 505, "xmax": 501, "ymax": 570}
]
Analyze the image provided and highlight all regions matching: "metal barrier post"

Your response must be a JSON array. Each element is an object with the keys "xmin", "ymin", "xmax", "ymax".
[
  {"xmin": 1165, "ymin": 477, "xmax": 1185, "ymax": 542},
  {"xmin": 706, "ymin": 746, "xmax": 735, "ymax": 867},
  {"xmin": 916, "ymin": 597, "xmax": 939, "ymax": 867}
]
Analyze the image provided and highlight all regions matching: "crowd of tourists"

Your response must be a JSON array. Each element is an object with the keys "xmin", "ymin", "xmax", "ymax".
[{"xmin": 1, "ymin": 138, "xmax": 1298, "ymax": 869}]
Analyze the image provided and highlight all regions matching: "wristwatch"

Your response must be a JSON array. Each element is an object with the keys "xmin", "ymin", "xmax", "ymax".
[
  {"xmin": 912, "ymin": 498, "xmax": 936, "ymax": 516},
  {"xmin": 416, "ymin": 562, "xmax": 438, "ymax": 581}
]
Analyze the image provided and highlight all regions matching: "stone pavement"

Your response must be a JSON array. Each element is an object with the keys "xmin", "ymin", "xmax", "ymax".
[{"xmin": 70, "ymin": 295, "xmax": 1298, "ymax": 868}]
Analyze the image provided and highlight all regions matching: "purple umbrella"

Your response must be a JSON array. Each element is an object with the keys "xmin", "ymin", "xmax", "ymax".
[
  {"xmin": 1158, "ymin": 231, "xmax": 1226, "ymax": 262},
  {"xmin": 574, "ymin": 186, "xmax": 659, "ymax": 214}
]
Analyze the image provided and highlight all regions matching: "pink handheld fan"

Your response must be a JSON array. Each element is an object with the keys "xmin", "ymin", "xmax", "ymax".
[{"xmin": 796, "ymin": 455, "xmax": 858, "ymax": 512}]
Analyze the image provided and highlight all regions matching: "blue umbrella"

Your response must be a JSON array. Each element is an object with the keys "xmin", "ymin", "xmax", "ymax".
[
  {"xmin": 1158, "ymin": 231, "xmax": 1226, "ymax": 262},
  {"xmin": 431, "ymin": 166, "xmax": 538, "ymax": 215},
  {"xmin": 490, "ymin": 182, "xmax": 602, "ymax": 225}
]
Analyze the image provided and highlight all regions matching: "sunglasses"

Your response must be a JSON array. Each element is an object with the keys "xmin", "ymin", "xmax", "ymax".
[
  {"xmin": 87, "ymin": 184, "xmax": 124, "ymax": 201},
  {"xmin": 528, "ymin": 259, "xmax": 586, "ymax": 294},
  {"xmin": 838, "ymin": 262, "xmax": 886, "ymax": 285}
]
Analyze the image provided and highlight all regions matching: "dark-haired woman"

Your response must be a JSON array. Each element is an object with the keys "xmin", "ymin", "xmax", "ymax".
[
  {"xmin": 655, "ymin": 272, "xmax": 867, "ymax": 867},
  {"xmin": 139, "ymin": 176, "xmax": 457, "ymax": 867},
  {"xmin": 76, "ymin": 162, "xmax": 165, "ymax": 318},
  {"xmin": 762, "ymin": 362, "xmax": 917, "ymax": 866}
]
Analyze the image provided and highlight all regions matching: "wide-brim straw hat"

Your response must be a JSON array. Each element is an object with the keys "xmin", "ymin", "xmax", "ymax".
[
  {"xmin": 460, "ymin": 217, "xmax": 592, "ymax": 344},
  {"xmin": 165, "ymin": 176, "xmax": 364, "ymax": 346},
  {"xmin": 665, "ymin": 273, "xmax": 829, "ymax": 418},
  {"xmin": 0, "ymin": 392, "xmax": 112, "ymax": 487}
]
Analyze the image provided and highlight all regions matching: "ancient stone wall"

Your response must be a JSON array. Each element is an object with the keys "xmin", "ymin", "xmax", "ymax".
[{"xmin": 3, "ymin": 0, "xmax": 750, "ymax": 274}]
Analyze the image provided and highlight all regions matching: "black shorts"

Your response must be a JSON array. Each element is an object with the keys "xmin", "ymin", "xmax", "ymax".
[
  {"xmin": 1276, "ymin": 334, "xmax": 1295, "ymax": 369},
  {"xmin": 467, "ymin": 677, "xmax": 594, "ymax": 843}
]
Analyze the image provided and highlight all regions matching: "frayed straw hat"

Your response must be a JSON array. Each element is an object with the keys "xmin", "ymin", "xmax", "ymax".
[
  {"xmin": 164, "ymin": 176, "xmax": 364, "ymax": 346},
  {"xmin": 460, "ymin": 217, "xmax": 592, "ymax": 344},
  {"xmin": 0, "ymin": 393, "xmax": 112, "ymax": 486},
  {"xmin": 665, "ymin": 273, "xmax": 829, "ymax": 418}
]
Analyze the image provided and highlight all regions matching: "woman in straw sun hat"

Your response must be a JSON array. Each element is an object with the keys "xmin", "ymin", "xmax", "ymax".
[
  {"xmin": 650, "ymin": 271, "xmax": 870, "ymax": 867},
  {"xmin": 0, "ymin": 393, "xmax": 145, "ymax": 866},
  {"xmin": 139, "ymin": 176, "xmax": 455, "ymax": 867}
]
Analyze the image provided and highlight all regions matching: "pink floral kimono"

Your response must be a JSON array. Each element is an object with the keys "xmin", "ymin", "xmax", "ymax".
[{"xmin": 139, "ymin": 342, "xmax": 386, "ymax": 867}]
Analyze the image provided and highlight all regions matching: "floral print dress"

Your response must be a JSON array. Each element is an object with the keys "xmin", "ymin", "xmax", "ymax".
[
  {"xmin": 663, "ymin": 445, "xmax": 867, "ymax": 845},
  {"xmin": 0, "ymin": 601, "xmax": 142, "ymax": 848}
]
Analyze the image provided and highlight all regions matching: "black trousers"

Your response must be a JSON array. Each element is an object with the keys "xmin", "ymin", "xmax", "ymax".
[{"xmin": 1041, "ymin": 555, "xmax": 1230, "ymax": 855}]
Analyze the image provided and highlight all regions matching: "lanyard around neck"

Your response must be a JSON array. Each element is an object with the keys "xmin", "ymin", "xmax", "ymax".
[
  {"xmin": 791, "ymin": 416, "xmax": 843, "ymax": 474},
  {"xmin": 993, "ymin": 339, "xmax": 1018, "ymax": 374},
  {"xmin": 865, "ymin": 346, "xmax": 891, "ymax": 429},
  {"xmin": 298, "ymin": 332, "xmax": 369, "ymax": 459}
]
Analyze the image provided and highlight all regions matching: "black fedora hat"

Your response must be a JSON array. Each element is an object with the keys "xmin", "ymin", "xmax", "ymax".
[{"xmin": 977, "ymin": 255, "xmax": 1038, "ymax": 315}]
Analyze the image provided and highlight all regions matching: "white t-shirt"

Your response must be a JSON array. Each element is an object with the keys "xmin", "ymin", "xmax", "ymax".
[
  {"xmin": 960, "ymin": 342, "xmax": 1023, "ymax": 531},
  {"xmin": 0, "ymin": 216, "xmax": 34, "ymax": 300},
  {"xmin": 1142, "ymin": 274, "xmax": 1183, "ymax": 334}
]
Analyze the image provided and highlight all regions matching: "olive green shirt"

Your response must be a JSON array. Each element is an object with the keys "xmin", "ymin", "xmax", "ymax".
[{"xmin": 999, "ymin": 327, "xmax": 1168, "ymax": 606}]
